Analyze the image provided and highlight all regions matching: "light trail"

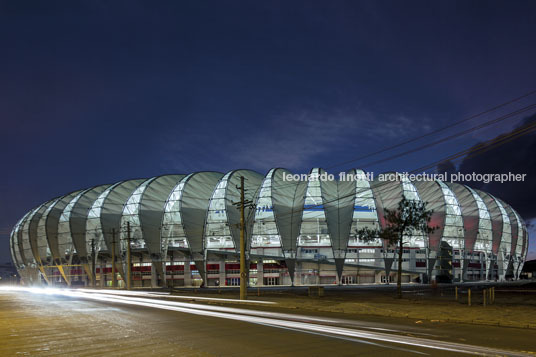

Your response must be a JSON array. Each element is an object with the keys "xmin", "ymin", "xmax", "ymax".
[
  {"xmin": 72, "ymin": 289, "xmax": 409, "ymax": 334},
  {"xmin": 6, "ymin": 286, "xmax": 418, "ymax": 334},
  {"xmin": 83, "ymin": 290, "xmax": 417, "ymax": 334},
  {"xmin": 262, "ymin": 323, "xmax": 430, "ymax": 355},
  {"xmin": 1, "ymin": 286, "xmax": 532, "ymax": 356},
  {"xmin": 78, "ymin": 288, "xmax": 276, "ymax": 304}
]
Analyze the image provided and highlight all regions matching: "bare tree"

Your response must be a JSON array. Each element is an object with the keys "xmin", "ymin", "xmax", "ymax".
[{"xmin": 357, "ymin": 196, "xmax": 437, "ymax": 298}]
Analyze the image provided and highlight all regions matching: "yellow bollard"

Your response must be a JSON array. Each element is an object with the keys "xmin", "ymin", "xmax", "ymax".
[
  {"xmin": 468, "ymin": 288, "xmax": 471, "ymax": 306},
  {"xmin": 492, "ymin": 287, "xmax": 495, "ymax": 304},
  {"xmin": 455, "ymin": 286, "xmax": 458, "ymax": 301},
  {"xmin": 483, "ymin": 289, "xmax": 487, "ymax": 307}
]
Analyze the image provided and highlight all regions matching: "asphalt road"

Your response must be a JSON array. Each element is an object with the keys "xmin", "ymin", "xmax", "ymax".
[{"xmin": 1, "ymin": 287, "xmax": 534, "ymax": 356}]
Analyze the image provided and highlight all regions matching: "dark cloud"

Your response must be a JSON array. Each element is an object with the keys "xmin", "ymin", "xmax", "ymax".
[
  {"xmin": 457, "ymin": 114, "xmax": 536, "ymax": 220},
  {"xmin": 436, "ymin": 160, "xmax": 457, "ymax": 176}
]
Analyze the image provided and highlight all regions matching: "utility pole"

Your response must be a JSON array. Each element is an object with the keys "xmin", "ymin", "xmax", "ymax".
[
  {"xmin": 239, "ymin": 176, "xmax": 246, "ymax": 300},
  {"xmin": 111, "ymin": 228, "xmax": 117, "ymax": 288},
  {"xmin": 232, "ymin": 176, "xmax": 255, "ymax": 300},
  {"xmin": 91, "ymin": 238, "xmax": 96, "ymax": 288},
  {"xmin": 126, "ymin": 221, "xmax": 132, "ymax": 290}
]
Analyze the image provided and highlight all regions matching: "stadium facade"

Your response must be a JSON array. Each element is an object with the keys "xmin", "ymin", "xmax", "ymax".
[{"xmin": 9, "ymin": 169, "xmax": 529, "ymax": 287}]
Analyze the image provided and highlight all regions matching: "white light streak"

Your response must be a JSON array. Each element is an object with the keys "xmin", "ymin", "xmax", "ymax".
[{"xmin": 0, "ymin": 286, "xmax": 531, "ymax": 356}]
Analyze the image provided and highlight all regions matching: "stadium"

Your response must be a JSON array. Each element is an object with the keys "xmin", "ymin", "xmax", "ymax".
[{"xmin": 9, "ymin": 168, "xmax": 529, "ymax": 288}]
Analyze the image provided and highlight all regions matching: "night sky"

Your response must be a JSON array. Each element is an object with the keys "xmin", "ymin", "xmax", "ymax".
[{"xmin": 1, "ymin": 1, "xmax": 535, "ymax": 263}]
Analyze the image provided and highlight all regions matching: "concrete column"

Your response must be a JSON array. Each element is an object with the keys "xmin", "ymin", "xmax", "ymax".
[
  {"xmin": 498, "ymin": 252, "xmax": 505, "ymax": 281},
  {"xmin": 257, "ymin": 260, "xmax": 264, "ymax": 286},
  {"xmin": 375, "ymin": 270, "xmax": 382, "ymax": 283},
  {"xmin": 184, "ymin": 262, "xmax": 191, "ymax": 287},
  {"xmin": 429, "ymin": 251, "xmax": 437, "ymax": 282},
  {"xmin": 480, "ymin": 253, "xmax": 486, "ymax": 281},
  {"xmin": 151, "ymin": 262, "xmax": 158, "ymax": 288},
  {"xmin": 485, "ymin": 254, "xmax": 493, "ymax": 281},
  {"xmin": 219, "ymin": 261, "xmax": 225, "ymax": 287},
  {"xmin": 459, "ymin": 250, "xmax": 465, "ymax": 282},
  {"xmin": 513, "ymin": 258, "xmax": 521, "ymax": 280},
  {"xmin": 100, "ymin": 261, "xmax": 106, "ymax": 287},
  {"xmin": 169, "ymin": 253, "xmax": 174, "ymax": 288}
]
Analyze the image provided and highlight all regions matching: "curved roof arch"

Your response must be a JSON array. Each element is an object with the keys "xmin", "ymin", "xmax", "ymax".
[
  {"xmin": 35, "ymin": 197, "xmax": 62, "ymax": 265},
  {"xmin": 490, "ymin": 195, "xmax": 512, "ymax": 255},
  {"xmin": 173, "ymin": 171, "xmax": 224, "ymax": 257},
  {"xmin": 412, "ymin": 180, "xmax": 446, "ymax": 252},
  {"xmin": 21, "ymin": 201, "xmax": 54, "ymax": 267},
  {"xmin": 85, "ymin": 180, "xmax": 144, "ymax": 257},
  {"xmin": 445, "ymin": 182, "xmax": 480, "ymax": 253},
  {"xmin": 120, "ymin": 177, "xmax": 158, "ymax": 252},
  {"xmin": 161, "ymin": 174, "xmax": 194, "ymax": 254},
  {"xmin": 10, "ymin": 211, "xmax": 33, "ymax": 269},
  {"xmin": 369, "ymin": 172, "xmax": 404, "ymax": 234},
  {"xmin": 251, "ymin": 168, "xmax": 284, "ymax": 253},
  {"xmin": 44, "ymin": 190, "xmax": 84, "ymax": 264},
  {"xmin": 57, "ymin": 189, "xmax": 93, "ymax": 261},
  {"xmin": 435, "ymin": 180, "xmax": 465, "ymax": 248},
  {"xmin": 475, "ymin": 189, "xmax": 503, "ymax": 256},
  {"xmin": 348, "ymin": 169, "xmax": 382, "ymax": 248},
  {"xmin": 490, "ymin": 195, "xmax": 512, "ymax": 278},
  {"xmin": 16, "ymin": 209, "xmax": 36, "ymax": 268},
  {"xmin": 28, "ymin": 199, "xmax": 60, "ymax": 269},
  {"xmin": 299, "ymin": 168, "xmax": 330, "ymax": 250},
  {"xmin": 520, "ymin": 219, "xmax": 529, "ymax": 262},
  {"xmin": 9, "ymin": 228, "xmax": 17, "ymax": 268},
  {"xmin": 319, "ymin": 168, "xmax": 356, "ymax": 279},
  {"xmin": 271, "ymin": 168, "xmax": 308, "ymax": 259},
  {"xmin": 119, "ymin": 174, "xmax": 185, "ymax": 273},
  {"xmin": 67, "ymin": 184, "xmax": 111, "ymax": 263},
  {"xmin": 224, "ymin": 169, "xmax": 264, "ymax": 254},
  {"xmin": 138, "ymin": 174, "xmax": 185, "ymax": 260},
  {"xmin": 497, "ymin": 199, "xmax": 519, "ymax": 259},
  {"xmin": 204, "ymin": 169, "xmax": 263, "ymax": 254},
  {"xmin": 512, "ymin": 208, "xmax": 526, "ymax": 261},
  {"xmin": 96, "ymin": 179, "xmax": 145, "ymax": 258},
  {"xmin": 464, "ymin": 186, "xmax": 493, "ymax": 256}
]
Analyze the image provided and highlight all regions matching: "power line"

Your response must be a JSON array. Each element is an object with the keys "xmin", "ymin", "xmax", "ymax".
[
  {"xmin": 326, "ymin": 89, "xmax": 536, "ymax": 170},
  {"xmin": 271, "ymin": 119, "xmax": 536, "ymax": 222},
  {"xmin": 357, "ymin": 103, "xmax": 536, "ymax": 169},
  {"xmin": 244, "ymin": 99, "xmax": 536, "ymax": 196}
]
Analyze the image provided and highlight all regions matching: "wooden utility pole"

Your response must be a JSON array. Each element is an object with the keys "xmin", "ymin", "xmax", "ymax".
[
  {"xmin": 239, "ymin": 176, "xmax": 247, "ymax": 300},
  {"xmin": 111, "ymin": 228, "xmax": 117, "ymax": 288},
  {"xmin": 91, "ymin": 238, "xmax": 96, "ymax": 288},
  {"xmin": 126, "ymin": 221, "xmax": 132, "ymax": 290}
]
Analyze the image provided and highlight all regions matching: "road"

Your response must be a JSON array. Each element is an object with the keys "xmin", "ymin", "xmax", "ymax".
[{"xmin": 0, "ymin": 287, "xmax": 534, "ymax": 356}]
